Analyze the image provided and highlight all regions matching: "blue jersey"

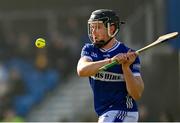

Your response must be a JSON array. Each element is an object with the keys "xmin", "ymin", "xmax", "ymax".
[{"xmin": 80, "ymin": 41, "xmax": 141, "ymax": 116}]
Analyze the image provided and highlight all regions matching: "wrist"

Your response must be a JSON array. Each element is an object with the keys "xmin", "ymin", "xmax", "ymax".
[
  {"xmin": 122, "ymin": 64, "xmax": 130, "ymax": 70},
  {"xmin": 108, "ymin": 58, "xmax": 112, "ymax": 63}
]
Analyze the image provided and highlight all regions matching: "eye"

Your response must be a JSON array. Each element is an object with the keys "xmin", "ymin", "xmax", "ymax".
[
  {"xmin": 90, "ymin": 24, "xmax": 98, "ymax": 31},
  {"xmin": 90, "ymin": 25, "xmax": 95, "ymax": 30}
]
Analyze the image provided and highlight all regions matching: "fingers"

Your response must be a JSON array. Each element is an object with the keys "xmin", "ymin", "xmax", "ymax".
[
  {"xmin": 112, "ymin": 51, "xmax": 137, "ymax": 65},
  {"xmin": 112, "ymin": 53, "xmax": 128, "ymax": 64},
  {"xmin": 124, "ymin": 51, "xmax": 137, "ymax": 67},
  {"xmin": 126, "ymin": 51, "xmax": 137, "ymax": 60}
]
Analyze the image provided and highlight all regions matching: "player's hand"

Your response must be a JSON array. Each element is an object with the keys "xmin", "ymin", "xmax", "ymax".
[
  {"xmin": 122, "ymin": 51, "xmax": 137, "ymax": 68},
  {"xmin": 111, "ymin": 53, "xmax": 128, "ymax": 64}
]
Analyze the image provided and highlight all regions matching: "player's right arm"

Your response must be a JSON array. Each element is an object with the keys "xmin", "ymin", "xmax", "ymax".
[{"xmin": 77, "ymin": 56, "xmax": 111, "ymax": 77}]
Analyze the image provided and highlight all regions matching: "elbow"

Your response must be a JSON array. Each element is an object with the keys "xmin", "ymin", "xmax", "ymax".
[
  {"xmin": 133, "ymin": 83, "xmax": 144, "ymax": 100},
  {"xmin": 77, "ymin": 68, "xmax": 96, "ymax": 77},
  {"xmin": 77, "ymin": 68, "xmax": 87, "ymax": 77},
  {"xmin": 132, "ymin": 93, "xmax": 143, "ymax": 100},
  {"xmin": 131, "ymin": 87, "xmax": 144, "ymax": 100}
]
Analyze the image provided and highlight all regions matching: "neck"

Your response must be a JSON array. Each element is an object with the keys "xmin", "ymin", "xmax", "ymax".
[{"xmin": 101, "ymin": 38, "xmax": 116, "ymax": 50}]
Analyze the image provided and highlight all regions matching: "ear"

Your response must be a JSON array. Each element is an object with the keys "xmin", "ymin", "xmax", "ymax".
[{"xmin": 110, "ymin": 24, "xmax": 116, "ymax": 34}]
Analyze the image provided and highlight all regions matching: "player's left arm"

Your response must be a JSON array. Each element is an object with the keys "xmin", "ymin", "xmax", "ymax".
[{"xmin": 122, "ymin": 51, "xmax": 144, "ymax": 100}]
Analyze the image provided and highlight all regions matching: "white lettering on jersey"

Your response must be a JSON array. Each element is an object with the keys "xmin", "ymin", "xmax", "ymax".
[
  {"xmin": 126, "ymin": 95, "xmax": 133, "ymax": 109},
  {"xmin": 91, "ymin": 52, "xmax": 98, "ymax": 58},
  {"xmin": 103, "ymin": 54, "xmax": 110, "ymax": 58},
  {"xmin": 90, "ymin": 71, "xmax": 125, "ymax": 82}
]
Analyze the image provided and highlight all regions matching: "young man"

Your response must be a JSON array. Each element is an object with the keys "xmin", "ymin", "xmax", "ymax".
[{"xmin": 77, "ymin": 9, "xmax": 144, "ymax": 122}]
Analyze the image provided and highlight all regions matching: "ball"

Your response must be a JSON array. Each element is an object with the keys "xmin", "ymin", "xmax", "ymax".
[{"xmin": 35, "ymin": 38, "xmax": 46, "ymax": 48}]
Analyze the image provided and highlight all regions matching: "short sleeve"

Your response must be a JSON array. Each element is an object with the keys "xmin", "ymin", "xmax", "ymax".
[
  {"xmin": 130, "ymin": 57, "xmax": 141, "ymax": 76},
  {"xmin": 81, "ymin": 44, "xmax": 93, "ymax": 61}
]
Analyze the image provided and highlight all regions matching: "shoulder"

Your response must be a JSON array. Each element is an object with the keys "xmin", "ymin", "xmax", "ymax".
[
  {"xmin": 81, "ymin": 43, "xmax": 95, "ymax": 57},
  {"xmin": 82, "ymin": 43, "xmax": 93, "ymax": 49},
  {"xmin": 82, "ymin": 43, "xmax": 98, "ymax": 51},
  {"xmin": 84, "ymin": 43, "xmax": 93, "ymax": 47},
  {"xmin": 117, "ymin": 41, "xmax": 132, "ymax": 52}
]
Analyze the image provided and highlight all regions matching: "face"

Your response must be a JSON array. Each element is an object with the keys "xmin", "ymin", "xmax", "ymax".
[{"xmin": 89, "ymin": 22, "xmax": 109, "ymax": 43}]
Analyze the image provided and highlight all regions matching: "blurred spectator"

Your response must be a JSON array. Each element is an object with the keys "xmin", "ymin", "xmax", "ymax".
[
  {"xmin": 2, "ymin": 108, "xmax": 24, "ymax": 122},
  {"xmin": 16, "ymin": 32, "xmax": 35, "ymax": 60},
  {"xmin": 2, "ymin": 32, "xmax": 17, "ymax": 60},
  {"xmin": 159, "ymin": 111, "xmax": 174, "ymax": 122},
  {"xmin": 9, "ymin": 50, "xmax": 60, "ymax": 117},
  {"xmin": 8, "ymin": 66, "xmax": 26, "ymax": 96},
  {"xmin": 22, "ymin": 50, "xmax": 60, "ymax": 98},
  {"xmin": 48, "ymin": 31, "xmax": 71, "ymax": 78},
  {"xmin": 35, "ymin": 50, "xmax": 48, "ymax": 70},
  {"xmin": 138, "ymin": 104, "xmax": 149, "ymax": 121},
  {"xmin": 65, "ymin": 17, "xmax": 81, "ymax": 58},
  {"xmin": 0, "ymin": 63, "xmax": 10, "ymax": 98}
]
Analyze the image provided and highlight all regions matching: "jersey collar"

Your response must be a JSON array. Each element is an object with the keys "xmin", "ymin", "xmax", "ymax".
[{"xmin": 100, "ymin": 41, "xmax": 120, "ymax": 52}]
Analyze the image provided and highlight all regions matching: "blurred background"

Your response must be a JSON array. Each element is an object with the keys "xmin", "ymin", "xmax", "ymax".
[{"xmin": 0, "ymin": 0, "xmax": 179, "ymax": 122}]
